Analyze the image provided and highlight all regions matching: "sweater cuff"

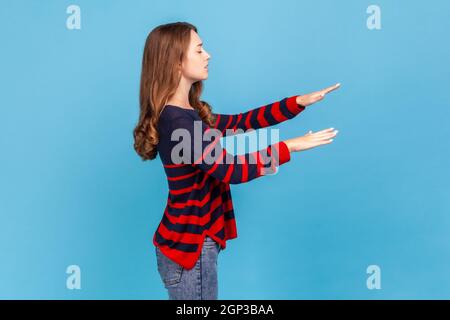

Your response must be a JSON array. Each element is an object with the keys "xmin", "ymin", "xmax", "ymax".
[
  {"xmin": 276, "ymin": 141, "xmax": 291, "ymax": 165},
  {"xmin": 256, "ymin": 141, "xmax": 291, "ymax": 177},
  {"xmin": 286, "ymin": 95, "xmax": 306, "ymax": 114}
]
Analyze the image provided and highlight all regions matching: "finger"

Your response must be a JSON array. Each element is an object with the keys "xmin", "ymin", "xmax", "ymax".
[
  {"xmin": 322, "ymin": 83, "xmax": 341, "ymax": 95},
  {"xmin": 315, "ymin": 129, "xmax": 338, "ymax": 136},
  {"xmin": 313, "ymin": 131, "xmax": 338, "ymax": 140},
  {"xmin": 313, "ymin": 133, "xmax": 337, "ymax": 141},
  {"xmin": 314, "ymin": 92, "xmax": 325, "ymax": 99},
  {"xmin": 320, "ymin": 139, "xmax": 333, "ymax": 145},
  {"xmin": 314, "ymin": 127, "xmax": 335, "ymax": 134}
]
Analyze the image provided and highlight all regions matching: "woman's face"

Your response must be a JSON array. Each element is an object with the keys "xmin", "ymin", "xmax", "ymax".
[{"xmin": 180, "ymin": 30, "xmax": 211, "ymax": 82}]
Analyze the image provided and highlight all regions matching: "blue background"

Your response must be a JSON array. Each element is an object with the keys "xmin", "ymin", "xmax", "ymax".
[{"xmin": 1, "ymin": 0, "xmax": 449, "ymax": 299}]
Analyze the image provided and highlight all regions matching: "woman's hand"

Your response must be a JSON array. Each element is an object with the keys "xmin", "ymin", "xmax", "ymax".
[
  {"xmin": 296, "ymin": 83, "xmax": 341, "ymax": 107},
  {"xmin": 284, "ymin": 128, "xmax": 338, "ymax": 152}
]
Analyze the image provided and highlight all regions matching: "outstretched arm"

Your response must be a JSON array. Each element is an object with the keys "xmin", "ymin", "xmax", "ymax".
[
  {"xmin": 211, "ymin": 95, "xmax": 304, "ymax": 136},
  {"xmin": 211, "ymin": 83, "xmax": 341, "ymax": 136}
]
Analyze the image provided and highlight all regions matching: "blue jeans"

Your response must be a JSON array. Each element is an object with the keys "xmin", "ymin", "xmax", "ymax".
[{"xmin": 156, "ymin": 236, "xmax": 221, "ymax": 300}]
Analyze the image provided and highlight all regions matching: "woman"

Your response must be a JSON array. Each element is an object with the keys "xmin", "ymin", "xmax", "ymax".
[{"xmin": 133, "ymin": 22, "xmax": 340, "ymax": 300}]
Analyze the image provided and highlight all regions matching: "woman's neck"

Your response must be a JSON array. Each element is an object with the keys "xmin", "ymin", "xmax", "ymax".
[{"xmin": 167, "ymin": 77, "xmax": 194, "ymax": 110}]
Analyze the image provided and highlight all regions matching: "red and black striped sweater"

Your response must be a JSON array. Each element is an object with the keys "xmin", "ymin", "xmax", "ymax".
[{"xmin": 152, "ymin": 95, "xmax": 306, "ymax": 269}]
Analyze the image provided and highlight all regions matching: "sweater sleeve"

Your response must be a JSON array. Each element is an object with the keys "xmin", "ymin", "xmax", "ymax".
[
  {"xmin": 211, "ymin": 95, "xmax": 306, "ymax": 136},
  {"xmin": 170, "ymin": 115, "xmax": 291, "ymax": 184}
]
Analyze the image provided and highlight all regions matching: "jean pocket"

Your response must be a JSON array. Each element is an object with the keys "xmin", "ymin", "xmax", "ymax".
[
  {"xmin": 156, "ymin": 247, "xmax": 183, "ymax": 287},
  {"xmin": 203, "ymin": 236, "xmax": 218, "ymax": 248}
]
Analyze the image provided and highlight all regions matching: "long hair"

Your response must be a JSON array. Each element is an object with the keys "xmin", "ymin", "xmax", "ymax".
[{"xmin": 133, "ymin": 22, "xmax": 216, "ymax": 161}]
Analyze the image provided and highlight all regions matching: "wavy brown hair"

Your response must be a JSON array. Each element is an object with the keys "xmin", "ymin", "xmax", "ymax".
[{"xmin": 133, "ymin": 22, "xmax": 216, "ymax": 161}]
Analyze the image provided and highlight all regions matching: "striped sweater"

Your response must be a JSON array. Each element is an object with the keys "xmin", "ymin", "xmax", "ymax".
[{"xmin": 152, "ymin": 95, "xmax": 306, "ymax": 269}]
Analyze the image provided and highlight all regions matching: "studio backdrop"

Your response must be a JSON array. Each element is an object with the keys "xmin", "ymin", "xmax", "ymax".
[{"xmin": 1, "ymin": 0, "xmax": 449, "ymax": 299}]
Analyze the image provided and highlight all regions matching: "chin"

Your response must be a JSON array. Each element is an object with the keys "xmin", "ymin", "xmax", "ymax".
[{"xmin": 193, "ymin": 72, "xmax": 208, "ymax": 82}]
